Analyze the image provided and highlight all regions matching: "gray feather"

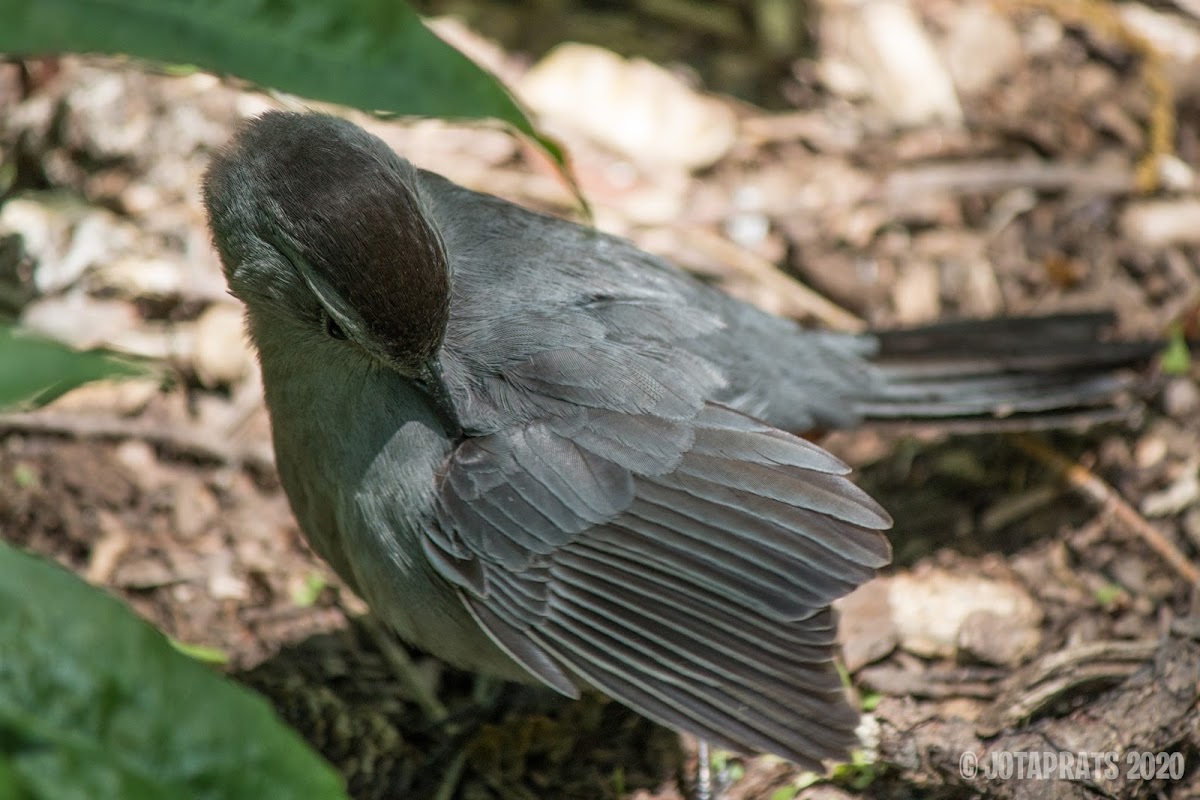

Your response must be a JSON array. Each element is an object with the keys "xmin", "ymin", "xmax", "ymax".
[{"xmin": 206, "ymin": 113, "xmax": 1154, "ymax": 771}]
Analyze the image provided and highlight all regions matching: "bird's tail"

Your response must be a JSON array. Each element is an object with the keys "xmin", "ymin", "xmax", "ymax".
[{"xmin": 855, "ymin": 312, "xmax": 1162, "ymax": 430}]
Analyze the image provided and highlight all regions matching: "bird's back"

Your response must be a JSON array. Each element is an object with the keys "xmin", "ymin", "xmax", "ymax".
[{"xmin": 417, "ymin": 170, "xmax": 1152, "ymax": 436}]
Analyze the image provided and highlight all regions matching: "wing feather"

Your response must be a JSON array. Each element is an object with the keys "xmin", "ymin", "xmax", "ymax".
[{"xmin": 430, "ymin": 403, "xmax": 890, "ymax": 766}]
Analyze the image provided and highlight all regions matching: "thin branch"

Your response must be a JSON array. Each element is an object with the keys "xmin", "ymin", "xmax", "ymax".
[
  {"xmin": 1013, "ymin": 434, "xmax": 1200, "ymax": 585},
  {"xmin": 0, "ymin": 411, "xmax": 274, "ymax": 471}
]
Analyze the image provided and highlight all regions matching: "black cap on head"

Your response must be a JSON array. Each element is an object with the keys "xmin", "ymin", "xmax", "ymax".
[{"xmin": 204, "ymin": 111, "xmax": 450, "ymax": 371}]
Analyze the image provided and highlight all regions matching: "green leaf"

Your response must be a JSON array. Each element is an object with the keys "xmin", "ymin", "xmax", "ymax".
[
  {"xmin": 609, "ymin": 765, "xmax": 625, "ymax": 796},
  {"xmin": 1092, "ymin": 582, "xmax": 1124, "ymax": 606},
  {"xmin": 792, "ymin": 770, "xmax": 822, "ymax": 791},
  {"xmin": 0, "ymin": 0, "xmax": 564, "ymax": 167},
  {"xmin": 1162, "ymin": 323, "xmax": 1192, "ymax": 376},
  {"xmin": 0, "ymin": 542, "xmax": 349, "ymax": 800},
  {"xmin": 167, "ymin": 637, "xmax": 230, "ymax": 666},
  {"xmin": 10, "ymin": 463, "xmax": 38, "ymax": 489},
  {"xmin": 290, "ymin": 572, "xmax": 329, "ymax": 608},
  {"xmin": 829, "ymin": 750, "xmax": 881, "ymax": 791},
  {"xmin": 0, "ymin": 324, "xmax": 147, "ymax": 411}
]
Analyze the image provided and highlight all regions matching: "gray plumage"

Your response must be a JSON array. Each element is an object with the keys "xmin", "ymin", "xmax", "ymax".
[{"xmin": 203, "ymin": 111, "xmax": 1149, "ymax": 767}]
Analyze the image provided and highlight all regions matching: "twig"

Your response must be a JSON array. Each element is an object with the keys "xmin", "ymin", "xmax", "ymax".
[
  {"xmin": 1013, "ymin": 434, "xmax": 1200, "ymax": 585},
  {"xmin": 684, "ymin": 227, "xmax": 867, "ymax": 332},
  {"xmin": 1167, "ymin": 0, "xmax": 1200, "ymax": 21},
  {"xmin": 979, "ymin": 639, "xmax": 1159, "ymax": 735},
  {"xmin": 0, "ymin": 411, "xmax": 274, "ymax": 471},
  {"xmin": 885, "ymin": 160, "xmax": 1136, "ymax": 202},
  {"xmin": 432, "ymin": 751, "xmax": 469, "ymax": 800}
]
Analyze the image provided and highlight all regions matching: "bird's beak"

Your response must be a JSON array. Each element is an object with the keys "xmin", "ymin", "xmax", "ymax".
[{"xmin": 416, "ymin": 356, "xmax": 463, "ymax": 439}]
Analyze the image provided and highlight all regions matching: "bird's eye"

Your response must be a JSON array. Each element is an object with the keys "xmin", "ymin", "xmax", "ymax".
[{"xmin": 323, "ymin": 314, "xmax": 347, "ymax": 340}]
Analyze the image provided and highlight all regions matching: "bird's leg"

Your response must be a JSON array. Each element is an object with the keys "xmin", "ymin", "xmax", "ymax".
[
  {"xmin": 696, "ymin": 739, "xmax": 712, "ymax": 800},
  {"xmin": 471, "ymin": 673, "xmax": 504, "ymax": 707},
  {"xmin": 358, "ymin": 614, "xmax": 448, "ymax": 721},
  {"xmin": 416, "ymin": 673, "xmax": 508, "ymax": 736},
  {"xmin": 693, "ymin": 740, "xmax": 736, "ymax": 800}
]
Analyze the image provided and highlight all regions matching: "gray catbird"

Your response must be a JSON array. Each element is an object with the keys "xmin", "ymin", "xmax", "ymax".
[{"xmin": 203, "ymin": 111, "xmax": 1154, "ymax": 768}]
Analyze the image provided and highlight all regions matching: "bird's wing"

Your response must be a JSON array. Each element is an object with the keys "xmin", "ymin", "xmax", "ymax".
[
  {"xmin": 421, "ymin": 178, "xmax": 890, "ymax": 762},
  {"xmin": 425, "ymin": 402, "xmax": 892, "ymax": 767}
]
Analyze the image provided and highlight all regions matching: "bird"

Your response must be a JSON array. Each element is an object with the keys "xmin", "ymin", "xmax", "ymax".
[{"xmin": 202, "ymin": 110, "xmax": 1154, "ymax": 770}]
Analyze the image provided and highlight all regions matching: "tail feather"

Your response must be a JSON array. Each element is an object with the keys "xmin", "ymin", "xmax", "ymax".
[{"xmin": 856, "ymin": 312, "xmax": 1160, "ymax": 424}]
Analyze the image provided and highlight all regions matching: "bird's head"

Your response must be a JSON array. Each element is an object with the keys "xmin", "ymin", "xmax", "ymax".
[{"xmin": 202, "ymin": 111, "xmax": 451, "ymax": 383}]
